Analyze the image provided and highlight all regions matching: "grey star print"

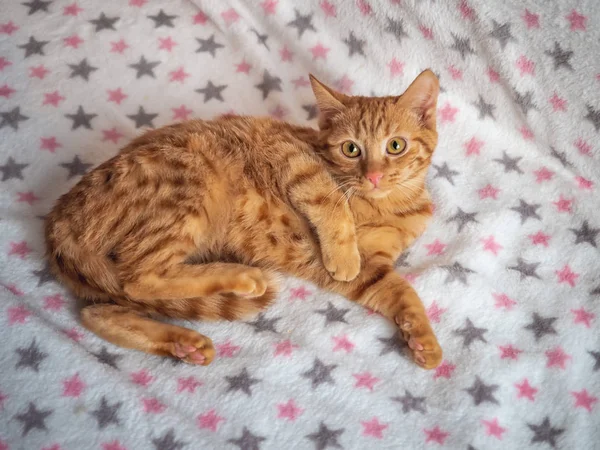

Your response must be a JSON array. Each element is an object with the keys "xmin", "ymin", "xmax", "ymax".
[
  {"xmin": 15, "ymin": 339, "xmax": 48, "ymax": 371},
  {"xmin": 15, "ymin": 402, "xmax": 52, "ymax": 436},
  {"xmin": 494, "ymin": 151, "xmax": 523, "ymax": 174},
  {"xmin": 385, "ymin": 17, "xmax": 409, "ymax": 43},
  {"xmin": 584, "ymin": 105, "xmax": 600, "ymax": 132},
  {"xmin": 570, "ymin": 221, "xmax": 599, "ymax": 247},
  {"xmin": 60, "ymin": 155, "xmax": 92, "ymax": 179},
  {"xmin": 391, "ymin": 390, "xmax": 427, "ymax": 414},
  {"xmin": 473, "ymin": 95, "xmax": 496, "ymax": 120},
  {"xmin": 90, "ymin": 396, "xmax": 122, "ymax": 429},
  {"xmin": 127, "ymin": 106, "xmax": 158, "ymax": 128},
  {"xmin": 251, "ymin": 29, "xmax": 269, "ymax": 50},
  {"xmin": 89, "ymin": 13, "xmax": 119, "ymax": 32},
  {"xmin": 489, "ymin": 20, "xmax": 516, "ymax": 49},
  {"xmin": 18, "ymin": 36, "xmax": 49, "ymax": 58},
  {"xmin": 65, "ymin": 106, "xmax": 97, "ymax": 130},
  {"xmin": 196, "ymin": 35, "xmax": 224, "ymax": 57},
  {"xmin": 378, "ymin": 333, "xmax": 405, "ymax": 356},
  {"xmin": 508, "ymin": 258, "xmax": 541, "ymax": 280},
  {"xmin": 432, "ymin": 162, "xmax": 459, "ymax": 185},
  {"xmin": 465, "ymin": 377, "xmax": 499, "ymax": 406},
  {"xmin": 255, "ymin": 70, "xmax": 282, "ymax": 100},
  {"xmin": 246, "ymin": 313, "xmax": 280, "ymax": 333},
  {"xmin": 152, "ymin": 429, "xmax": 186, "ymax": 450},
  {"xmin": 450, "ymin": 34, "xmax": 475, "ymax": 59},
  {"xmin": 69, "ymin": 58, "xmax": 98, "ymax": 81},
  {"xmin": 524, "ymin": 313, "xmax": 557, "ymax": 341},
  {"xmin": 303, "ymin": 104, "xmax": 318, "ymax": 121},
  {"xmin": 93, "ymin": 346, "xmax": 122, "ymax": 369},
  {"xmin": 306, "ymin": 422, "xmax": 344, "ymax": 450},
  {"xmin": 287, "ymin": 9, "xmax": 316, "ymax": 38},
  {"xmin": 592, "ymin": 285, "xmax": 600, "ymax": 296},
  {"xmin": 23, "ymin": 0, "xmax": 52, "ymax": 15},
  {"xmin": 545, "ymin": 42, "xmax": 573, "ymax": 71},
  {"xmin": 315, "ymin": 302, "xmax": 350, "ymax": 325},
  {"xmin": 343, "ymin": 32, "xmax": 365, "ymax": 57},
  {"xmin": 302, "ymin": 358, "xmax": 337, "ymax": 389},
  {"xmin": 454, "ymin": 318, "xmax": 487, "ymax": 348},
  {"xmin": 396, "ymin": 251, "xmax": 410, "ymax": 268},
  {"xmin": 32, "ymin": 263, "xmax": 55, "ymax": 286},
  {"xmin": 549, "ymin": 146, "xmax": 573, "ymax": 168},
  {"xmin": 129, "ymin": 55, "xmax": 160, "ymax": 79},
  {"xmin": 589, "ymin": 351, "xmax": 600, "ymax": 372},
  {"xmin": 225, "ymin": 368, "xmax": 261, "ymax": 396},
  {"xmin": 196, "ymin": 81, "xmax": 227, "ymax": 103},
  {"xmin": 1, "ymin": 157, "xmax": 29, "ymax": 181},
  {"xmin": 442, "ymin": 262, "xmax": 474, "ymax": 285},
  {"xmin": 528, "ymin": 417, "xmax": 564, "ymax": 448},
  {"xmin": 1, "ymin": 107, "xmax": 29, "ymax": 130},
  {"xmin": 510, "ymin": 200, "xmax": 541, "ymax": 224},
  {"xmin": 446, "ymin": 208, "xmax": 478, "ymax": 232},
  {"xmin": 148, "ymin": 9, "xmax": 177, "ymax": 28},
  {"xmin": 514, "ymin": 90, "xmax": 537, "ymax": 115},
  {"xmin": 228, "ymin": 427, "xmax": 267, "ymax": 450}
]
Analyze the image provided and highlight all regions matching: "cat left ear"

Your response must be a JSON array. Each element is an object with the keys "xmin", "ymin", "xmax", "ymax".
[
  {"xmin": 309, "ymin": 74, "xmax": 349, "ymax": 129},
  {"xmin": 399, "ymin": 69, "xmax": 439, "ymax": 130}
]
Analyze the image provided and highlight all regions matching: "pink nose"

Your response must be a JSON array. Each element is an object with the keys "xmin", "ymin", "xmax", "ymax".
[{"xmin": 366, "ymin": 172, "xmax": 384, "ymax": 187}]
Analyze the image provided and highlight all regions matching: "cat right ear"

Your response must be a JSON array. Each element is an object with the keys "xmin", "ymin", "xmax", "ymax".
[
  {"xmin": 400, "ymin": 69, "xmax": 440, "ymax": 130},
  {"xmin": 309, "ymin": 74, "xmax": 349, "ymax": 128}
]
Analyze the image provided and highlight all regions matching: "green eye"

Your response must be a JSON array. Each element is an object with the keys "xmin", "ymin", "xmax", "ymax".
[
  {"xmin": 386, "ymin": 137, "xmax": 407, "ymax": 155},
  {"xmin": 341, "ymin": 141, "xmax": 361, "ymax": 158}
]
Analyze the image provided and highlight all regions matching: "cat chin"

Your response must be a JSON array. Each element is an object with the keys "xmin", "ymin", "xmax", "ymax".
[{"xmin": 364, "ymin": 188, "xmax": 391, "ymax": 199}]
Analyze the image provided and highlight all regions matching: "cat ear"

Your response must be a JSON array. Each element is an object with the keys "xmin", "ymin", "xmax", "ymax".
[
  {"xmin": 399, "ymin": 69, "xmax": 439, "ymax": 130},
  {"xmin": 309, "ymin": 74, "xmax": 349, "ymax": 128}
]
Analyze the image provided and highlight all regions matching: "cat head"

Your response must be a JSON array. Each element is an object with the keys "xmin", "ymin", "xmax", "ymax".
[{"xmin": 310, "ymin": 70, "xmax": 439, "ymax": 200}]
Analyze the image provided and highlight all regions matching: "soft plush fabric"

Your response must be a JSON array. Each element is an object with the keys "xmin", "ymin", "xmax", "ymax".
[{"xmin": 1, "ymin": 0, "xmax": 599, "ymax": 449}]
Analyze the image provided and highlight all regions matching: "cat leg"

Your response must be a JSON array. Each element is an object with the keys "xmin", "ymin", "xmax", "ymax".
[{"xmin": 81, "ymin": 304, "xmax": 215, "ymax": 365}]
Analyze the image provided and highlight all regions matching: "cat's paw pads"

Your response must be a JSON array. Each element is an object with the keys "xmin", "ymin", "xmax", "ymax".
[
  {"xmin": 169, "ymin": 331, "xmax": 215, "ymax": 366},
  {"xmin": 230, "ymin": 268, "xmax": 268, "ymax": 298},
  {"xmin": 323, "ymin": 244, "xmax": 361, "ymax": 282},
  {"xmin": 397, "ymin": 314, "xmax": 442, "ymax": 370}
]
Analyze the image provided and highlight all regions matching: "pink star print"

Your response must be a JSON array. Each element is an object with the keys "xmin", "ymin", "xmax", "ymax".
[
  {"xmin": 142, "ymin": 398, "xmax": 166, "ymax": 414},
  {"xmin": 102, "ymin": 441, "xmax": 127, "ymax": 450},
  {"xmin": 0, "ymin": 57, "xmax": 12, "ymax": 71},
  {"xmin": 492, "ymin": 293, "xmax": 517, "ymax": 310},
  {"xmin": 575, "ymin": 138, "xmax": 592, "ymax": 156},
  {"xmin": 277, "ymin": 399, "xmax": 304, "ymax": 421},
  {"xmin": 447, "ymin": 65, "xmax": 462, "ymax": 80},
  {"xmin": 335, "ymin": 75, "xmax": 354, "ymax": 94},
  {"xmin": 3, "ymin": 284, "xmax": 24, "ymax": 296},
  {"xmin": 9, "ymin": 241, "xmax": 31, "ymax": 259},
  {"xmin": 110, "ymin": 39, "xmax": 129, "ymax": 54},
  {"xmin": 177, "ymin": 376, "xmax": 202, "ymax": 393},
  {"xmin": 0, "ymin": 21, "xmax": 19, "ymax": 35},
  {"xmin": 576, "ymin": 176, "xmax": 593, "ymax": 190},
  {"xmin": 43, "ymin": 91, "xmax": 65, "ymax": 107},
  {"xmin": 533, "ymin": 167, "xmax": 554, "ymax": 183},
  {"xmin": 29, "ymin": 65, "xmax": 50, "ymax": 79},
  {"xmin": 357, "ymin": 0, "xmax": 372, "ymax": 15},
  {"xmin": 0, "ymin": 84, "xmax": 15, "ymax": 98},
  {"xmin": 459, "ymin": 0, "xmax": 474, "ymax": 20},
  {"xmin": 102, "ymin": 128, "xmax": 124, "ymax": 144},
  {"xmin": 261, "ymin": 0, "xmax": 278, "ymax": 15},
  {"xmin": 216, "ymin": 340, "xmax": 240, "ymax": 357},
  {"xmin": 290, "ymin": 286, "xmax": 311, "ymax": 300},
  {"xmin": 64, "ymin": 35, "xmax": 83, "ymax": 49},
  {"xmin": 426, "ymin": 301, "xmax": 447, "ymax": 323},
  {"xmin": 332, "ymin": 334, "xmax": 355, "ymax": 352},
  {"xmin": 519, "ymin": 126, "xmax": 534, "ymax": 140},
  {"xmin": 236, "ymin": 60, "xmax": 252, "ymax": 74},
  {"xmin": 64, "ymin": 327, "xmax": 84, "ymax": 342},
  {"xmin": 482, "ymin": 418, "xmax": 506, "ymax": 439},
  {"xmin": 499, "ymin": 344, "xmax": 522, "ymax": 360},
  {"xmin": 158, "ymin": 37, "xmax": 177, "ymax": 52},
  {"xmin": 63, "ymin": 3, "xmax": 83, "ymax": 15},
  {"xmin": 273, "ymin": 340, "xmax": 297, "ymax": 357},
  {"xmin": 523, "ymin": 9, "xmax": 540, "ymax": 29},
  {"xmin": 193, "ymin": 11, "xmax": 208, "ymax": 25},
  {"xmin": 130, "ymin": 0, "xmax": 147, "ymax": 6},
  {"xmin": 130, "ymin": 369, "xmax": 153, "ymax": 387},
  {"xmin": 44, "ymin": 294, "xmax": 65, "ymax": 311},
  {"xmin": 553, "ymin": 195, "xmax": 573, "ymax": 213},
  {"xmin": 439, "ymin": 103, "xmax": 458, "ymax": 124},
  {"xmin": 425, "ymin": 239, "xmax": 446, "ymax": 256},
  {"xmin": 478, "ymin": 184, "xmax": 500, "ymax": 200},
  {"xmin": 487, "ymin": 67, "xmax": 500, "ymax": 83},
  {"xmin": 529, "ymin": 231, "xmax": 550, "ymax": 247},
  {"xmin": 107, "ymin": 88, "xmax": 127, "ymax": 104},
  {"xmin": 387, "ymin": 58, "xmax": 404, "ymax": 77},
  {"xmin": 41, "ymin": 136, "xmax": 61, "ymax": 152},
  {"xmin": 424, "ymin": 426, "xmax": 450, "ymax": 444},
  {"xmin": 549, "ymin": 93, "xmax": 567, "ymax": 112},
  {"xmin": 571, "ymin": 308, "xmax": 595, "ymax": 328},
  {"xmin": 17, "ymin": 192, "xmax": 39, "ymax": 205},
  {"xmin": 197, "ymin": 409, "xmax": 225, "ymax": 431},
  {"xmin": 280, "ymin": 46, "xmax": 293, "ymax": 62},
  {"xmin": 515, "ymin": 379, "xmax": 538, "ymax": 401},
  {"xmin": 571, "ymin": 389, "xmax": 598, "ymax": 412},
  {"xmin": 320, "ymin": 0, "xmax": 336, "ymax": 17},
  {"xmin": 546, "ymin": 346, "xmax": 571, "ymax": 369},
  {"xmin": 8, "ymin": 305, "xmax": 31, "ymax": 325},
  {"xmin": 270, "ymin": 105, "xmax": 288, "ymax": 120},
  {"xmin": 169, "ymin": 67, "xmax": 190, "ymax": 83},
  {"xmin": 482, "ymin": 236, "xmax": 502, "ymax": 256},
  {"xmin": 221, "ymin": 8, "xmax": 239, "ymax": 25},
  {"xmin": 362, "ymin": 417, "xmax": 388, "ymax": 439},
  {"xmin": 567, "ymin": 10, "xmax": 586, "ymax": 31},
  {"xmin": 556, "ymin": 265, "xmax": 579, "ymax": 287},
  {"xmin": 62, "ymin": 374, "xmax": 85, "ymax": 397},
  {"xmin": 434, "ymin": 361, "xmax": 455, "ymax": 379},
  {"xmin": 353, "ymin": 372, "xmax": 380, "ymax": 391},
  {"xmin": 310, "ymin": 43, "xmax": 330, "ymax": 60},
  {"xmin": 419, "ymin": 25, "xmax": 433, "ymax": 40},
  {"xmin": 292, "ymin": 77, "xmax": 310, "ymax": 89},
  {"xmin": 516, "ymin": 55, "xmax": 535, "ymax": 76},
  {"xmin": 41, "ymin": 445, "xmax": 61, "ymax": 450},
  {"xmin": 0, "ymin": 391, "xmax": 6, "ymax": 409},
  {"xmin": 172, "ymin": 105, "xmax": 193, "ymax": 121}
]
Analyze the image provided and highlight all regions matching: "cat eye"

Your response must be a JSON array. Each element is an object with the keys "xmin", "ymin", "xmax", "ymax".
[
  {"xmin": 341, "ymin": 141, "xmax": 361, "ymax": 158},
  {"xmin": 386, "ymin": 137, "xmax": 408, "ymax": 156}
]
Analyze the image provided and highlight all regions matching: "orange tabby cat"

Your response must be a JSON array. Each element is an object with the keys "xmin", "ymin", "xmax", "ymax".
[{"xmin": 45, "ymin": 70, "xmax": 442, "ymax": 369}]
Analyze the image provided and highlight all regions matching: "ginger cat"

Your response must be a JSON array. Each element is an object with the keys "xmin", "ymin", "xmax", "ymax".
[{"xmin": 45, "ymin": 70, "xmax": 443, "ymax": 369}]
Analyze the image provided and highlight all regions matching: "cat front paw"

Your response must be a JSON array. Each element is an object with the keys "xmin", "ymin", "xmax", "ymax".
[
  {"xmin": 322, "ymin": 243, "xmax": 361, "ymax": 282},
  {"xmin": 395, "ymin": 310, "xmax": 442, "ymax": 370}
]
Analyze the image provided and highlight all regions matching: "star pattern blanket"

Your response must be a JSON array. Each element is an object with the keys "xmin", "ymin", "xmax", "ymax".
[{"xmin": 1, "ymin": 0, "xmax": 600, "ymax": 449}]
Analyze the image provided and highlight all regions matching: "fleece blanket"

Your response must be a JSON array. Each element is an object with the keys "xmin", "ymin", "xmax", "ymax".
[{"xmin": 1, "ymin": 0, "xmax": 599, "ymax": 449}]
